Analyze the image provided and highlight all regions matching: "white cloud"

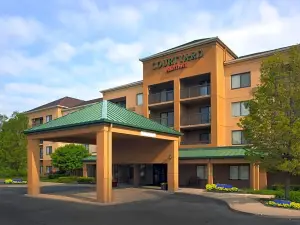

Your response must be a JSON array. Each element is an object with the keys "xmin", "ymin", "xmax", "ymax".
[
  {"xmin": 0, "ymin": 51, "xmax": 48, "ymax": 76},
  {"xmin": 51, "ymin": 42, "xmax": 76, "ymax": 62},
  {"xmin": 0, "ymin": 16, "xmax": 45, "ymax": 48},
  {"xmin": 58, "ymin": 0, "xmax": 142, "ymax": 33},
  {"xmin": 1, "ymin": 0, "xmax": 300, "ymax": 116}
]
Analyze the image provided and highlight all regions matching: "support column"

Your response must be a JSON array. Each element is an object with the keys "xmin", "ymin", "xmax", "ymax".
[
  {"xmin": 133, "ymin": 165, "xmax": 140, "ymax": 187},
  {"xmin": 174, "ymin": 78, "xmax": 180, "ymax": 132},
  {"xmin": 143, "ymin": 84, "xmax": 149, "ymax": 118},
  {"xmin": 250, "ymin": 163, "xmax": 256, "ymax": 190},
  {"xmin": 167, "ymin": 140, "xmax": 179, "ymax": 192},
  {"xmin": 96, "ymin": 126, "xmax": 112, "ymax": 203},
  {"xmin": 207, "ymin": 161, "xmax": 213, "ymax": 184},
  {"xmin": 255, "ymin": 164, "xmax": 260, "ymax": 190},
  {"xmin": 83, "ymin": 163, "xmax": 88, "ymax": 177},
  {"xmin": 259, "ymin": 168, "xmax": 268, "ymax": 190},
  {"xmin": 27, "ymin": 138, "xmax": 40, "ymax": 196}
]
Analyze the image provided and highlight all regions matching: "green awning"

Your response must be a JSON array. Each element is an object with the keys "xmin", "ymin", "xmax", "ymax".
[
  {"xmin": 24, "ymin": 100, "xmax": 182, "ymax": 136},
  {"xmin": 82, "ymin": 146, "xmax": 246, "ymax": 162}
]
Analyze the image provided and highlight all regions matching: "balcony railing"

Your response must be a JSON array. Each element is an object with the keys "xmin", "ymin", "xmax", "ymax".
[
  {"xmin": 180, "ymin": 140, "xmax": 211, "ymax": 145},
  {"xmin": 151, "ymin": 116, "xmax": 174, "ymax": 127},
  {"xmin": 181, "ymin": 113, "xmax": 211, "ymax": 126},
  {"xmin": 180, "ymin": 84, "xmax": 210, "ymax": 99},
  {"xmin": 148, "ymin": 90, "xmax": 174, "ymax": 105}
]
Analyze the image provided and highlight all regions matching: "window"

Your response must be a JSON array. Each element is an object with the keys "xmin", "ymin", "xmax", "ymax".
[
  {"xmin": 46, "ymin": 166, "xmax": 52, "ymax": 174},
  {"xmin": 231, "ymin": 72, "xmax": 251, "ymax": 89},
  {"xmin": 136, "ymin": 93, "xmax": 143, "ymax": 106},
  {"xmin": 232, "ymin": 130, "xmax": 247, "ymax": 145},
  {"xmin": 199, "ymin": 133, "xmax": 210, "ymax": 144},
  {"xmin": 40, "ymin": 147, "xmax": 43, "ymax": 159},
  {"xmin": 46, "ymin": 115, "xmax": 52, "ymax": 122},
  {"xmin": 40, "ymin": 166, "xmax": 43, "ymax": 175},
  {"xmin": 46, "ymin": 146, "xmax": 52, "ymax": 155},
  {"xmin": 32, "ymin": 117, "xmax": 43, "ymax": 127},
  {"xmin": 116, "ymin": 101, "xmax": 126, "ymax": 108},
  {"xmin": 39, "ymin": 140, "xmax": 43, "ymax": 145},
  {"xmin": 160, "ymin": 111, "xmax": 174, "ymax": 127},
  {"xmin": 196, "ymin": 166, "xmax": 207, "ymax": 179},
  {"xmin": 230, "ymin": 165, "xmax": 249, "ymax": 180},
  {"xmin": 232, "ymin": 101, "xmax": 249, "ymax": 117}
]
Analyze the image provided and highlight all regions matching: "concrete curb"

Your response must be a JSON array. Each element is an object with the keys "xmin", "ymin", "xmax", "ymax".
[{"xmin": 176, "ymin": 191, "xmax": 300, "ymax": 220}]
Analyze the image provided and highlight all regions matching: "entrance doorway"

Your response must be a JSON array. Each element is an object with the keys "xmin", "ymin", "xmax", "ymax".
[{"xmin": 153, "ymin": 164, "xmax": 167, "ymax": 186}]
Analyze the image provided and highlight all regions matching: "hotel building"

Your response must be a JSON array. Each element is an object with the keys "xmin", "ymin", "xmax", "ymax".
[{"xmin": 25, "ymin": 37, "xmax": 297, "ymax": 189}]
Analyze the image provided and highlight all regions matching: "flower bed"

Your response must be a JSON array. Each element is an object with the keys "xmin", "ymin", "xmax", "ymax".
[
  {"xmin": 4, "ymin": 178, "xmax": 27, "ymax": 184},
  {"xmin": 206, "ymin": 183, "xmax": 239, "ymax": 192},
  {"xmin": 266, "ymin": 199, "xmax": 300, "ymax": 210}
]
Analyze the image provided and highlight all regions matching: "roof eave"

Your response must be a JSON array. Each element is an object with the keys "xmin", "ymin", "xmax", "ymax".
[
  {"xmin": 24, "ymin": 105, "xmax": 69, "ymax": 114},
  {"xmin": 225, "ymin": 46, "xmax": 292, "ymax": 65},
  {"xmin": 24, "ymin": 119, "xmax": 182, "ymax": 137},
  {"xmin": 139, "ymin": 37, "xmax": 238, "ymax": 62},
  {"xmin": 61, "ymin": 102, "xmax": 100, "ymax": 112},
  {"xmin": 99, "ymin": 80, "xmax": 143, "ymax": 93}
]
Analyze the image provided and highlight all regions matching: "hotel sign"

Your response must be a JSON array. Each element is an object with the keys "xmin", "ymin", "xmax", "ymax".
[{"xmin": 152, "ymin": 50, "xmax": 203, "ymax": 73}]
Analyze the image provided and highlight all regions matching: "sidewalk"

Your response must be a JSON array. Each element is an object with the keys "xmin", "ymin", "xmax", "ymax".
[{"xmin": 178, "ymin": 188, "xmax": 300, "ymax": 219}]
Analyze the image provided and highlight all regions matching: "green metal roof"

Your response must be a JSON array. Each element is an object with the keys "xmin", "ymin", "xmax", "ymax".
[
  {"xmin": 82, "ymin": 147, "xmax": 246, "ymax": 162},
  {"xmin": 24, "ymin": 100, "xmax": 182, "ymax": 136},
  {"xmin": 179, "ymin": 146, "xmax": 245, "ymax": 159}
]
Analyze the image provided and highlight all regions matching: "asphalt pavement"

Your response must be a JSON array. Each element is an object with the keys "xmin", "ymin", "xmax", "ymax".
[{"xmin": 0, "ymin": 185, "xmax": 299, "ymax": 225}]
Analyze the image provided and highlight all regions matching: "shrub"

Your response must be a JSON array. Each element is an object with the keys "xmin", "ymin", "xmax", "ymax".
[
  {"xmin": 0, "ymin": 168, "xmax": 27, "ymax": 178},
  {"xmin": 57, "ymin": 176, "xmax": 78, "ymax": 183},
  {"xmin": 206, "ymin": 183, "xmax": 239, "ymax": 192},
  {"xmin": 48, "ymin": 173, "xmax": 65, "ymax": 179},
  {"xmin": 244, "ymin": 189, "xmax": 283, "ymax": 196},
  {"xmin": 77, "ymin": 177, "xmax": 95, "ymax": 184},
  {"xmin": 290, "ymin": 191, "xmax": 300, "ymax": 203},
  {"xmin": 271, "ymin": 184, "xmax": 300, "ymax": 191}
]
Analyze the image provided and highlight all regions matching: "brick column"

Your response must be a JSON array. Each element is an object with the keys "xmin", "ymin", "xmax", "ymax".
[
  {"xmin": 167, "ymin": 140, "xmax": 179, "ymax": 192},
  {"xmin": 96, "ymin": 126, "xmax": 112, "ymax": 203},
  {"xmin": 27, "ymin": 138, "xmax": 40, "ymax": 196}
]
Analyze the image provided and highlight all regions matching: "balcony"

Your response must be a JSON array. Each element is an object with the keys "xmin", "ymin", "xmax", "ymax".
[
  {"xmin": 180, "ymin": 84, "xmax": 210, "ymax": 99},
  {"xmin": 181, "ymin": 113, "xmax": 211, "ymax": 128},
  {"xmin": 151, "ymin": 116, "xmax": 174, "ymax": 127},
  {"xmin": 148, "ymin": 90, "xmax": 174, "ymax": 105}
]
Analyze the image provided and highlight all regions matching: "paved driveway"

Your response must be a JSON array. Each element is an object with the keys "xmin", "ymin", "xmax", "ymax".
[{"xmin": 0, "ymin": 185, "xmax": 298, "ymax": 225}]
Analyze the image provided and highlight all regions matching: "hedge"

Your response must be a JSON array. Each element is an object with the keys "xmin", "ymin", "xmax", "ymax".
[
  {"xmin": 57, "ymin": 176, "xmax": 78, "ymax": 183},
  {"xmin": 271, "ymin": 184, "xmax": 300, "ymax": 191},
  {"xmin": 77, "ymin": 177, "xmax": 95, "ymax": 184}
]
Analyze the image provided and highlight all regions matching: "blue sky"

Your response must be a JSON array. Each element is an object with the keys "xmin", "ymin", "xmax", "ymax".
[{"xmin": 1, "ymin": 0, "xmax": 300, "ymax": 116}]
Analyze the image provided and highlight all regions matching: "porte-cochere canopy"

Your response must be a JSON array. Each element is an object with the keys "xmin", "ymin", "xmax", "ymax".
[{"xmin": 24, "ymin": 100, "xmax": 182, "ymax": 203}]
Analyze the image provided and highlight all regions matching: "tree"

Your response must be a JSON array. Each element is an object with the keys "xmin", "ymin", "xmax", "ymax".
[
  {"xmin": 0, "ymin": 112, "xmax": 28, "ymax": 173},
  {"xmin": 239, "ymin": 45, "xmax": 300, "ymax": 199},
  {"xmin": 51, "ymin": 144, "xmax": 89, "ymax": 174}
]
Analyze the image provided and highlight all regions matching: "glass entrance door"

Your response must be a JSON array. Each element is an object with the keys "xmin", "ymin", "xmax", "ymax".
[{"xmin": 153, "ymin": 164, "xmax": 167, "ymax": 186}]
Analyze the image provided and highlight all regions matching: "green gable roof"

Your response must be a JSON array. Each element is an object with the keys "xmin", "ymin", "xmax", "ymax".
[
  {"xmin": 24, "ymin": 100, "xmax": 182, "ymax": 136},
  {"xmin": 82, "ymin": 147, "xmax": 246, "ymax": 162}
]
